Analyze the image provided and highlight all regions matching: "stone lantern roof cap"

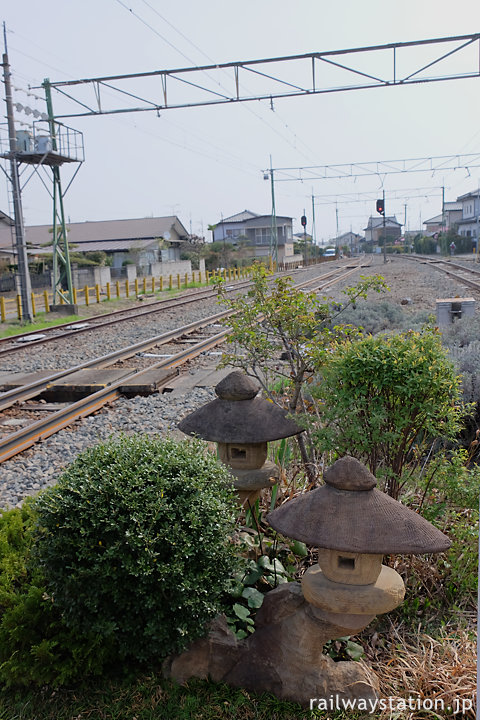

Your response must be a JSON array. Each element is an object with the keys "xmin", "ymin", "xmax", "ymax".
[
  {"xmin": 267, "ymin": 456, "xmax": 451, "ymax": 555},
  {"xmin": 177, "ymin": 371, "xmax": 302, "ymax": 444}
]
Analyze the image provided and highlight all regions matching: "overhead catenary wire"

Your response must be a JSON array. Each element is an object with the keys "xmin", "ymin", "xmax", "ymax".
[{"xmin": 112, "ymin": 0, "xmax": 320, "ymax": 164}]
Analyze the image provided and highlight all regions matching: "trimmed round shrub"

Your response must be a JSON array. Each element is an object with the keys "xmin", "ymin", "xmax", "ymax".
[{"xmin": 33, "ymin": 434, "xmax": 237, "ymax": 663}]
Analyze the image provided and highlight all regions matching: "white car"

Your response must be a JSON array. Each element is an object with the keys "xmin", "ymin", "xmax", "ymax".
[{"xmin": 324, "ymin": 248, "xmax": 336, "ymax": 257}]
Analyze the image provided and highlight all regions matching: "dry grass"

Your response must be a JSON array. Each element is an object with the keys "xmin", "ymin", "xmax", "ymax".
[{"xmin": 367, "ymin": 621, "xmax": 477, "ymax": 719}]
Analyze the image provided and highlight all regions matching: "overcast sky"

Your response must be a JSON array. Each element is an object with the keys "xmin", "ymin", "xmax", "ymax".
[{"xmin": 1, "ymin": 0, "xmax": 480, "ymax": 243}]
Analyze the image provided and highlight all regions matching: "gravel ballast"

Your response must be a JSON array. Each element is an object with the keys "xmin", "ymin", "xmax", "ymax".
[{"xmin": 1, "ymin": 256, "xmax": 477, "ymax": 509}]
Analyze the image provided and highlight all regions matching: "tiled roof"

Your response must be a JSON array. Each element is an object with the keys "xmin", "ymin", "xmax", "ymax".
[
  {"xmin": 457, "ymin": 189, "xmax": 480, "ymax": 201},
  {"xmin": 424, "ymin": 214, "xmax": 443, "ymax": 225},
  {"xmin": 364, "ymin": 216, "xmax": 401, "ymax": 230},
  {"xmin": 444, "ymin": 201, "xmax": 462, "ymax": 210},
  {"xmin": 219, "ymin": 210, "xmax": 260, "ymax": 223},
  {"xmin": 0, "ymin": 210, "xmax": 14, "ymax": 227},
  {"xmin": 0, "ymin": 216, "xmax": 188, "ymax": 250}
]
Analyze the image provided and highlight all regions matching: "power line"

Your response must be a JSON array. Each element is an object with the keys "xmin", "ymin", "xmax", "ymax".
[{"xmin": 112, "ymin": 0, "xmax": 317, "ymax": 163}]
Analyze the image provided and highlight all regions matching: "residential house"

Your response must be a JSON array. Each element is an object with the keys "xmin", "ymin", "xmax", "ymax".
[
  {"xmin": 364, "ymin": 216, "xmax": 402, "ymax": 244},
  {"xmin": 423, "ymin": 201, "xmax": 462, "ymax": 236},
  {"xmin": 0, "ymin": 211, "xmax": 15, "ymax": 264},
  {"xmin": 456, "ymin": 189, "xmax": 480, "ymax": 244},
  {"xmin": 0, "ymin": 215, "xmax": 190, "ymax": 274},
  {"xmin": 212, "ymin": 210, "xmax": 297, "ymax": 264},
  {"xmin": 333, "ymin": 231, "xmax": 364, "ymax": 254}
]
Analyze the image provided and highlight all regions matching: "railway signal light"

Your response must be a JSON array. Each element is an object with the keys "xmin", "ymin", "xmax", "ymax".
[
  {"xmin": 376, "ymin": 199, "xmax": 385, "ymax": 216},
  {"xmin": 301, "ymin": 215, "xmax": 307, "ymax": 227}
]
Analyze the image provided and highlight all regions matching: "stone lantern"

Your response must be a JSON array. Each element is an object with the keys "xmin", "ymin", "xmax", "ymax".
[
  {"xmin": 165, "ymin": 455, "xmax": 452, "ymax": 707},
  {"xmin": 178, "ymin": 371, "xmax": 302, "ymax": 505},
  {"xmin": 267, "ymin": 455, "xmax": 451, "ymax": 645}
]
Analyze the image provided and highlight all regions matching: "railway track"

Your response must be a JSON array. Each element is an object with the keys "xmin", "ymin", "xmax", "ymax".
[
  {"xmin": 0, "ymin": 258, "xmax": 369, "ymax": 465},
  {"xmin": 405, "ymin": 255, "xmax": 480, "ymax": 295},
  {"xmin": 0, "ymin": 278, "xmax": 252, "ymax": 356},
  {"xmin": 0, "ymin": 262, "xmax": 340, "ymax": 358}
]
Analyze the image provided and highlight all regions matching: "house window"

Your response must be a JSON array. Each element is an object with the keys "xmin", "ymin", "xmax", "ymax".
[{"xmin": 255, "ymin": 228, "xmax": 270, "ymax": 245}]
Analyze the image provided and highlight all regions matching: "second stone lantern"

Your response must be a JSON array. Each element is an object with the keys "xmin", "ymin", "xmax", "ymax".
[{"xmin": 177, "ymin": 371, "xmax": 302, "ymax": 505}]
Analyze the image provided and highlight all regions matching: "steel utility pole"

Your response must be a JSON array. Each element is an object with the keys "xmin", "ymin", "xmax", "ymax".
[
  {"xmin": 383, "ymin": 190, "xmax": 387, "ymax": 264},
  {"xmin": 269, "ymin": 156, "xmax": 278, "ymax": 268},
  {"xmin": 2, "ymin": 29, "xmax": 33, "ymax": 322},
  {"xmin": 43, "ymin": 79, "xmax": 74, "ymax": 304},
  {"xmin": 311, "ymin": 190, "xmax": 317, "ymax": 249},
  {"xmin": 303, "ymin": 208, "xmax": 307, "ymax": 265},
  {"xmin": 476, "ymin": 186, "xmax": 480, "ymax": 263}
]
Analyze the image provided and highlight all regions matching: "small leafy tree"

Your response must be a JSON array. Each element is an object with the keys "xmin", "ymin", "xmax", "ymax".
[
  {"xmin": 216, "ymin": 264, "xmax": 387, "ymax": 478},
  {"xmin": 311, "ymin": 329, "xmax": 469, "ymax": 498}
]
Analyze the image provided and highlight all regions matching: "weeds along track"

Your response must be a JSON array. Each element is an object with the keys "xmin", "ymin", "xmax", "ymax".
[
  {"xmin": 0, "ymin": 259, "xmax": 368, "ymax": 464},
  {"xmin": 405, "ymin": 255, "xmax": 480, "ymax": 297}
]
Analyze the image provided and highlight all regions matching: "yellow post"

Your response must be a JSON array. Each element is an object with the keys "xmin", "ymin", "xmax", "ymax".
[
  {"xmin": 134, "ymin": 278, "xmax": 139, "ymax": 296},
  {"xmin": 43, "ymin": 290, "xmax": 49, "ymax": 313},
  {"xmin": 169, "ymin": 275, "xmax": 172, "ymax": 290},
  {"xmin": 223, "ymin": 269, "xmax": 227, "ymax": 281},
  {"xmin": 206, "ymin": 270, "xmax": 209, "ymax": 284},
  {"xmin": 177, "ymin": 273, "xmax": 181, "ymax": 289},
  {"xmin": 116, "ymin": 280, "xmax": 120, "ymax": 298},
  {"xmin": 31, "ymin": 292, "xmax": 36, "ymax": 317},
  {"xmin": 125, "ymin": 279, "xmax": 129, "ymax": 298},
  {"xmin": 0, "ymin": 296, "xmax": 6, "ymax": 322},
  {"xmin": 84, "ymin": 285, "xmax": 89, "ymax": 306},
  {"xmin": 16, "ymin": 295, "xmax": 22, "ymax": 320},
  {"xmin": 60, "ymin": 294, "xmax": 65, "ymax": 305},
  {"xmin": 151, "ymin": 277, "xmax": 155, "ymax": 293},
  {"xmin": 95, "ymin": 284, "xmax": 100, "ymax": 303},
  {"xmin": 184, "ymin": 272, "xmax": 188, "ymax": 287},
  {"xmin": 73, "ymin": 287, "xmax": 77, "ymax": 304},
  {"xmin": 160, "ymin": 276, "xmax": 164, "ymax": 292},
  {"xmin": 106, "ymin": 282, "xmax": 111, "ymax": 301},
  {"xmin": 143, "ymin": 277, "xmax": 147, "ymax": 294}
]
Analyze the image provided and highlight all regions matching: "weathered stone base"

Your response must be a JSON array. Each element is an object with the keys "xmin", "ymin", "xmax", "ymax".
[{"xmin": 163, "ymin": 583, "xmax": 379, "ymax": 707}]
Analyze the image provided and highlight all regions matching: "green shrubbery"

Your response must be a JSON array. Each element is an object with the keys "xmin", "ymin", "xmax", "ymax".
[
  {"xmin": 0, "ymin": 435, "xmax": 238, "ymax": 687},
  {"xmin": 0, "ymin": 501, "xmax": 108, "ymax": 687},
  {"xmin": 312, "ymin": 329, "xmax": 468, "ymax": 498}
]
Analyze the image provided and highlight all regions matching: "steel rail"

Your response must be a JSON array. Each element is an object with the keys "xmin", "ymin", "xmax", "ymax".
[
  {"xmin": 0, "ymin": 327, "xmax": 231, "ymax": 463},
  {"xmin": 0, "ymin": 308, "xmax": 232, "ymax": 411},
  {"xmin": 404, "ymin": 256, "xmax": 480, "ymax": 293},
  {"xmin": 0, "ymin": 264, "xmax": 332, "ymax": 355},
  {"xmin": 0, "ymin": 279, "xmax": 254, "ymax": 356},
  {"xmin": 0, "ymin": 259, "xmax": 368, "ymax": 411},
  {"xmin": 0, "ymin": 260, "xmax": 369, "ymax": 463}
]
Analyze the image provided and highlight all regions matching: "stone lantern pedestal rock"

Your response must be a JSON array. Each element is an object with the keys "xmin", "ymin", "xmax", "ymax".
[{"xmin": 165, "ymin": 455, "xmax": 451, "ymax": 708}]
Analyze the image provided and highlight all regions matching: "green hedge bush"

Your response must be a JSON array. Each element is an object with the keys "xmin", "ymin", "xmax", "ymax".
[
  {"xmin": 33, "ymin": 435, "xmax": 238, "ymax": 664},
  {"xmin": 0, "ymin": 435, "xmax": 238, "ymax": 687},
  {"xmin": 0, "ymin": 501, "xmax": 112, "ymax": 687},
  {"xmin": 312, "ymin": 329, "xmax": 467, "ymax": 498}
]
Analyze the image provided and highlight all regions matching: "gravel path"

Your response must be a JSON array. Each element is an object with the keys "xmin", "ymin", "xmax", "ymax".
[{"xmin": 1, "ymin": 256, "xmax": 477, "ymax": 509}]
